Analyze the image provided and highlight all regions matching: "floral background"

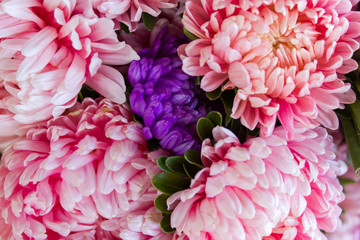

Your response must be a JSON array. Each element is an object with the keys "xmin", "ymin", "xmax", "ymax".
[{"xmin": 0, "ymin": 0, "xmax": 360, "ymax": 239}]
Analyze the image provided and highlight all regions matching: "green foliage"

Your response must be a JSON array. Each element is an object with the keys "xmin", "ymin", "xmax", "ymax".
[
  {"xmin": 206, "ymin": 111, "xmax": 222, "ymax": 126},
  {"xmin": 160, "ymin": 214, "xmax": 175, "ymax": 233},
  {"xmin": 184, "ymin": 149, "xmax": 203, "ymax": 168},
  {"xmin": 154, "ymin": 194, "xmax": 172, "ymax": 214},
  {"xmin": 339, "ymin": 110, "xmax": 360, "ymax": 178},
  {"xmin": 142, "ymin": 13, "xmax": 157, "ymax": 31},
  {"xmin": 184, "ymin": 28, "xmax": 198, "ymax": 40},
  {"xmin": 152, "ymin": 172, "xmax": 190, "ymax": 195},
  {"xmin": 152, "ymin": 148, "xmax": 205, "ymax": 233},
  {"xmin": 206, "ymin": 86, "xmax": 222, "ymax": 100},
  {"xmin": 166, "ymin": 156, "xmax": 188, "ymax": 175},
  {"xmin": 197, "ymin": 117, "xmax": 215, "ymax": 141},
  {"xmin": 195, "ymin": 76, "xmax": 201, "ymax": 85},
  {"xmin": 120, "ymin": 23, "xmax": 130, "ymax": 33},
  {"xmin": 220, "ymin": 89, "xmax": 236, "ymax": 115}
]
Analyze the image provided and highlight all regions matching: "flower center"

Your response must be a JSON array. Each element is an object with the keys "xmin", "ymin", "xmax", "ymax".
[{"xmin": 265, "ymin": 8, "xmax": 320, "ymax": 69}]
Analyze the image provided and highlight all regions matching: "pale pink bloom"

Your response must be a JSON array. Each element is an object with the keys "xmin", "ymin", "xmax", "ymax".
[
  {"xmin": 167, "ymin": 126, "xmax": 301, "ymax": 240},
  {"xmin": 179, "ymin": 0, "xmax": 359, "ymax": 136},
  {"xmin": 0, "ymin": 98, "xmax": 170, "ymax": 239},
  {"xmin": 92, "ymin": 0, "xmax": 179, "ymax": 32},
  {"xmin": 265, "ymin": 127, "xmax": 348, "ymax": 240},
  {"xmin": 327, "ymin": 177, "xmax": 360, "ymax": 240},
  {"xmin": 0, "ymin": 0, "xmax": 139, "ymax": 147},
  {"xmin": 0, "ymin": 83, "xmax": 33, "ymax": 151},
  {"xmin": 167, "ymin": 126, "xmax": 346, "ymax": 240}
]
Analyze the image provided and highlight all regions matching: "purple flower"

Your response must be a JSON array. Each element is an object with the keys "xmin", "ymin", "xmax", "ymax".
[{"xmin": 128, "ymin": 27, "xmax": 206, "ymax": 155}]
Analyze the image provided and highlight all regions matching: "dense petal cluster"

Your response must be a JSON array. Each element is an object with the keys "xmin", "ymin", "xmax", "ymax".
[
  {"xmin": 92, "ymin": 0, "xmax": 179, "ymax": 32},
  {"xmin": 327, "ymin": 171, "xmax": 360, "ymax": 240},
  {"xmin": 0, "ymin": 0, "xmax": 139, "ymax": 148},
  {"xmin": 0, "ymin": 98, "xmax": 169, "ymax": 239},
  {"xmin": 128, "ymin": 27, "xmax": 206, "ymax": 155},
  {"xmin": 167, "ymin": 126, "xmax": 346, "ymax": 240},
  {"xmin": 179, "ymin": 0, "xmax": 360, "ymax": 136},
  {"xmin": 266, "ymin": 127, "xmax": 348, "ymax": 239}
]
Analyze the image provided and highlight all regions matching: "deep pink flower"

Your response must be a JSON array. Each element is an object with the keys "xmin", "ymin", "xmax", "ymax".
[
  {"xmin": 179, "ymin": 0, "xmax": 360, "ymax": 136},
  {"xmin": 0, "ymin": 0, "xmax": 139, "ymax": 147},
  {"xmin": 0, "ymin": 98, "xmax": 170, "ymax": 239},
  {"xmin": 167, "ymin": 126, "xmax": 346, "ymax": 240},
  {"xmin": 92, "ymin": 0, "xmax": 179, "ymax": 32}
]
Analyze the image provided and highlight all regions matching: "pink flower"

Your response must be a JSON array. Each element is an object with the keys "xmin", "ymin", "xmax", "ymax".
[
  {"xmin": 0, "ymin": 0, "xmax": 139, "ymax": 146},
  {"xmin": 0, "ymin": 98, "xmax": 170, "ymax": 239},
  {"xmin": 327, "ymin": 165, "xmax": 360, "ymax": 240},
  {"xmin": 0, "ymin": 83, "xmax": 34, "ymax": 151},
  {"xmin": 179, "ymin": 0, "xmax": 360, "ymax": 136},
  {"xmin": 265, "ymin": 127, "xmax": 348, "ymax": 240},
  {"xmin": 92, "ymin": 0, "xmax": 179, "ymax": 32},
  {"xmin": 167, "ymin": 126, "xmax": 300, "ymax": 240},
  {"xmin": 167, "ymin": 126, "xmax": 346, "ymax": 240}
]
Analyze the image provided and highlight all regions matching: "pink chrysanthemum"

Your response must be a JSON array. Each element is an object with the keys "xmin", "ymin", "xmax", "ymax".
[
  {"xmin": 265, "ymin": 127, "xmax": 348, "ymax": 240},
  {"xmin": 0, "ymin": 0, "xmax": 139, "ymax": 147},
  {"xmin": 167, "ymin": 126, "xmax": 300, "ymax": 240},
  {"xmin": 92, "ymin": 0, "xmax": 179, "ymax": 32},
  {"xmin": 179, "ymin": 0, "xmax": 360, "ymax": 136},
  {"xmin": 0, "ymin": 98, "xmax": 170, "ymax": 239},
  {"xmin": 327, "ymin": 172, "xmax": 360, "ymax": 240},
  {"xmin": 167, "ymin": 126, "xmax": 346, "ymax": 240}
]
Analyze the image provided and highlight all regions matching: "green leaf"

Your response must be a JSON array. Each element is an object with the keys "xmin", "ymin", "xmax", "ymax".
[
  {"xmin": 160, "ymin": 214, "xmax": 175, "ymax": 233},
  {"xmin": 154, "ymin": 194, "xmax": 172, "ymax": 213},
  {"xmin": 339, "ymin": 114, "xmax": 360, "ymax": 178},
  {"xmin": 157, "ymin": 156, "xmax": 172, "ymax": 173},
  {"xmin": 350, "ymin": 100, "xmax": 360, "ymax": 134},
  {"xmin": 184, "ymin": 27, "xmax": 198, "ymax": 40},
  {"xmin": 142, "ymin": 12, "xmax": 157, "ymax": 30},
  {"xmin": 220, "ymin": 90, "xmax": 236, "ymax": 115},
  {"xmin": 206, "ymin": 87, "xmax": 222, "ymax": 100},
  {"xmin": 152, "ymin": 172, "xmax": 190, "ymax": 194},
  {"xmin": 197, "ymin": 117, "xmax": 215, "ymax": 141},
  {"xmin": 207, "ymin": 111, "xmax": 222, "ymax": 126},
  {"xmin": 183, "ymin": 162, "xmax": 201, "ymax": 179},
  {"xmin": 225, "ymin": 114, "xmax": 232, "ymax": 127},
  {"xmin": 195, "ymin": 76, "xmax": 201, "ymax": 85},
  {"xmin": 339, "ymin": 177, "xmax": 356, "ymax": 186},
  {"xmin": 184, "ymin": 149, "xmax": 203, "ymax": 168},
  {"xmin": 120, "ymin": 23, "xmax": 130, "ymax": 33},
  {"xmin": 166, "ymin": 156, "xmax": 187, "ymax": 175}
]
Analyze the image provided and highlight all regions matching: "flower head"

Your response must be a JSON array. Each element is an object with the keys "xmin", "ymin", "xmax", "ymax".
[
  {"xmin": 167, "ymin": 125, "xmax": 346, "ymax": 239},
  {"xmin": 92, "ymin": 0, "xmax": 179, "ymax": 32},
  {"xmin": 0, "ymin": 98, "xmax": 168, "ymax": 239},
  {"xmin": 0, "ymin": 0, "xmax": 138, "ymax": 146},
  {"xmin": 128, "ymin": 27, "xmax": 207, "ymax": 155},
  {"xmin": 179, "ymin": 0, "xmax": 359, "ymax": 136},
  {"xmin": 327, "ymin": 172, "xmax": 360, "ymax": 240},
  {"xmin": 167, "ymin": 126, "xmax": 300, "ymax": 239},
  {"xmin": 265, "ymin": 127, "xmax": 348, "ymax": 239}
]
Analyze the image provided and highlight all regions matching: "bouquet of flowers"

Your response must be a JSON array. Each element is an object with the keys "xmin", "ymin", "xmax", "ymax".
[{"xmin": 1, "ymin": 0, "xmax": 360, "ymax": 239}]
